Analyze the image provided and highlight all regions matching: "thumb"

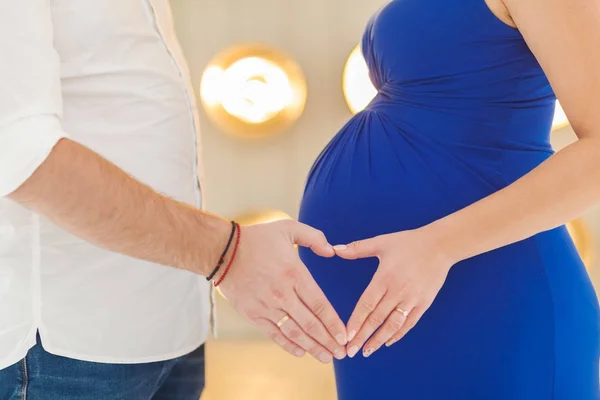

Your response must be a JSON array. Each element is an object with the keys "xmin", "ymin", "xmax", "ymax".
[
  {"xmin": 288, "ymin": 221, "xmax": 335, "ymax": 258},
  {"xmin": 333, "ymin": 238, "xmax": 380, "ymax": 260}
]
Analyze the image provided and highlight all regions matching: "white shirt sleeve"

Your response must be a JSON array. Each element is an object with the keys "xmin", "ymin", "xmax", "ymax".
[{"xmin": 0, "ymin": 1, "xmax": 69, "ymax": 197}]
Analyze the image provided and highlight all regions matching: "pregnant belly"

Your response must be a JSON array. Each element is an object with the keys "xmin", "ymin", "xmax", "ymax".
[
  {"xmin": 298, "ymin": 111, "xmax": 599, "ymax": 400},
  {"xmin": 300, "ymin": 110, "xmax": 550, "ymax": 245}
]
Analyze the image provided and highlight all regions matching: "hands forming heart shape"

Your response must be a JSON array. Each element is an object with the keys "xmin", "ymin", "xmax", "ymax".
[{"xmin": 219, "ymin": 220, "xmax": 454, "ymax": 363}]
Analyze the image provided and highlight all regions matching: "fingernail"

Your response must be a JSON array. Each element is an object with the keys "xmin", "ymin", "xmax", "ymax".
[
  {"xmin": 319, "ymin": 353, "xmax": 333, "ymax": 363},
  {"xmin": 385, "ymin": 339, "xmax": 397, "ymax": 348},
  {"xmin": 363, "ymin": 348, "xmax": 373, "ymax": 358},
  {"xmin": 333, "ymin": 245, "xmax": 347, "ymax": 251},
  {"xmin": 347, "ymin": 330, "xmax": 356, "ymax": 342},
  {"xmin": 347, "ymin": 346, "xmax": 359, "ymax": 358},
  {"xmin": 334, "ymin": 349, "xmax": 346, "ymax": 360},
  {"xmin": 294, "ymin": 348, "xmax": 305, "ymax": 357},
  {"xmin": 335, "ymin": 333, "xmax": 347, "ymax": 346}
]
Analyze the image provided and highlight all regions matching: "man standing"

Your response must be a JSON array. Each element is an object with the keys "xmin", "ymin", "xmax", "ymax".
[{"xmin": 0, "ymin": 1, "xmax": 346, "ymax": 399}]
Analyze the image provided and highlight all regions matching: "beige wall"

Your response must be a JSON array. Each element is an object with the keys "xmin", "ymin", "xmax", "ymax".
[{"xmin": 170, "ymin": 0, "xmax": 599, "ymax": 338}]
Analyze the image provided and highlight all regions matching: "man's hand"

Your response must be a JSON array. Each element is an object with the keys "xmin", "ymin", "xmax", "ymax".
[{"xmin": 218, "ymin": 220, "xmax": 348, "ymax": 363}]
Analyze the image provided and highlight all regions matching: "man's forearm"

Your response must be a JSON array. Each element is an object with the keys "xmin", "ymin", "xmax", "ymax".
[
  {"xmin": 7, "ymin": 138, "xmax": 351, "ymax": 361},
  {"xmin": 8, "ymin": 138, "xmax": 230, "ymax": 276}
]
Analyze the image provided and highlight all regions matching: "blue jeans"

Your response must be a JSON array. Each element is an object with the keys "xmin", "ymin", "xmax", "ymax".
[{"xmin": 0, "ymin": 335, "xmax": 205, "ymax": 400}]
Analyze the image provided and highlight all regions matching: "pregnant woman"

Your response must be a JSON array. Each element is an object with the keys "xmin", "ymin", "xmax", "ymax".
[{"xmin": 299, "ymin": 0, "xmax": 600, "ymax": 398}]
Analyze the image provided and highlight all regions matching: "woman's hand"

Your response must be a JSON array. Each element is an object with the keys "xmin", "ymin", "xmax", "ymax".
[{"xmin": 334, "ymin": 227, "xmax": 454, "ymax": 358}]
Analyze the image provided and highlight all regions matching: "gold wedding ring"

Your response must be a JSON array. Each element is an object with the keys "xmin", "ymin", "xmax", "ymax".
[
  {"xmin": 276, "ymin": 314, "xmax": 290, "ymax": 328},
  {"xmin": 395, "ymin": 307, "xmax": 409, "ymax": 318}
]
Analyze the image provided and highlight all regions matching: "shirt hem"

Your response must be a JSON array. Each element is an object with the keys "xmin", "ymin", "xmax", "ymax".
[
  {"xmin": 0, "ymin": 331, "xmax": 38, "ymax": 371},
  {"xmin": 36, "ymin": 330, "xmax": 209, "ymax": 366}
]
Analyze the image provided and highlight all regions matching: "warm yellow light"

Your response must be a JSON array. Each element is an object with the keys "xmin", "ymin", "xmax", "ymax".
[
  {"xmin": 343, "ymin": 45, "xmax": 377, "ymax": 114},
  {"xmin": 552, "ymin": 101, "xmax": 569, "ymax": 131},
  {"xmin": 236, "ymin": 210, "xmax": 292, "ymax": 226},
  {"xmin": 566, "ymin": 218, "xmax": 594, "ymax": 270},
  {"xmin": 200, "ymin": 66, "xmax": 225, "ymax": 106},
  {"xmin": 200, "ymin": 45, "xmax": 307, "ymax": 138}
]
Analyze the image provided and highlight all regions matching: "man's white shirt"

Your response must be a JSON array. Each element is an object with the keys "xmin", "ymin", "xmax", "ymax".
[{"xmin": 0, "ymin": 0, "xmax": 212, "ymax": 370}]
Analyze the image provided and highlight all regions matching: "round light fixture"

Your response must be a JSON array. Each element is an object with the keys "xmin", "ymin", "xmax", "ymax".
[
  {"xmin": 343, "ymin": 45, "xmax": 377, "ymax": 114},
  {"xmin": 200, "ymin": 44, "xmax": 307, "ymax": 138},
  {"xmin": 566, "ymin": 218, "xmax": 594, "ymax": 270}
]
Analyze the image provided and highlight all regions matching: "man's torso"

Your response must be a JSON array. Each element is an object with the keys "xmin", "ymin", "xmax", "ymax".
[{"xmin": 0, "ymin": 0, "xmax": 211, "ymax": 370}]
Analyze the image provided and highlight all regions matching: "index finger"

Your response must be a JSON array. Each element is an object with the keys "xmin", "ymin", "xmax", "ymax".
[
  {"xmin": 294, "ymin": 269, "xmax": 348, "ymax": 347},
  {"xmin": 284, "ymin": 297, "xmax": 346, "ymax": 361},
  {"xmin": 345, "ymin": 277, "xmax": 386, "ymax": 343}
]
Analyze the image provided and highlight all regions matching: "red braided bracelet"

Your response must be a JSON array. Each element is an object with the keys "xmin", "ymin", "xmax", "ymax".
[{"xmin": 213, "ymin": 223, "xmax": 241, "ymax": 287}]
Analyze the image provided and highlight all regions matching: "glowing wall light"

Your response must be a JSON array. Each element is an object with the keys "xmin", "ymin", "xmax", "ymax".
[
  {"xmin": 552, "ymin": 101, "xmax": 569, "ymax": 131},
  {"xmin": 343, "ymin": 45, "xmax": 377, "ymax": 114},
  {"xmin": 200, "ymin": 45, "xmax": 307, "ymax": 138},
  {"xmin": 567, "ymin": 218, "xmax": 594, "ymax": 270},
  {"xmin": 343, "ymin": 44, "xmax": 571, "ymax": 130}
]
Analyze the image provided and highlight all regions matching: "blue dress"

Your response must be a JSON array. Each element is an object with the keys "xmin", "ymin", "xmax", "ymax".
[{"xmin": 298, "ymin": 1, "xmax": 600, "ymax": 399}]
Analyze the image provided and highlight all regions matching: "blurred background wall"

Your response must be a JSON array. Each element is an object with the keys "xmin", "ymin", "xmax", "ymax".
[{"xmin": 169, "ymin": 0, "xmax": 600, "ymax": 341}]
